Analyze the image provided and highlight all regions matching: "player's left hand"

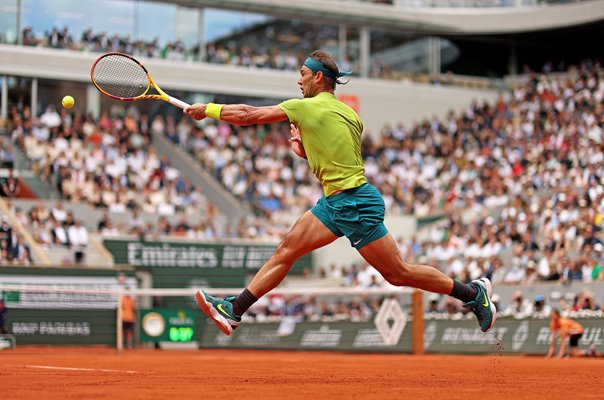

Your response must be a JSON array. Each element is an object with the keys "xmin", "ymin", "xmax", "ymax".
[
  {"xmin": 289, "ymin": 123, "xmax": 301, "ymax": 142},
  {"xmin": 288, "ymin": 124, "xmax": 306, "ymax": 159},
  {"xmin": 183, "ymin": 103, "xmax": 207, "ymax": 120}
]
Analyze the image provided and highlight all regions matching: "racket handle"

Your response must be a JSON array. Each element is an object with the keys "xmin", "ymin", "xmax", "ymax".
[{"xmin": 167, "ymin": 96, "xmax": 190, "ymax": 109}]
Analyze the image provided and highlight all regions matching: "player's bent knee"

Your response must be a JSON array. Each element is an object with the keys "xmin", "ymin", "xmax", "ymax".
[
  {"xmin": 382, "ymin": 273, "xmax": 408, "ymax": 287},
  {"xmin": 383, "ymin": 263, "xmax": 413, "ymax": 287},
  {"xmin": 273, "ymin": 237, "xmax": 300, "ymax": 264}
]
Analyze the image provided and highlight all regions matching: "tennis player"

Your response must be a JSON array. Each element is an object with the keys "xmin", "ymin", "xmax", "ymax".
[{"xmin": 184, "ymin": 50, "xmax": 496, "ymax": 335}]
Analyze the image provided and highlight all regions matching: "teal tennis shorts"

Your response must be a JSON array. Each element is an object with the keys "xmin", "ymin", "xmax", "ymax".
[{"xmin": 311, "ymin": 183, "xmax": 388, "ymax": 249}]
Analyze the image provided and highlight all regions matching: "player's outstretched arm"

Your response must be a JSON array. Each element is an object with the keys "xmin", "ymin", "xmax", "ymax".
[{"xmin": 184, "ymin": 103, "xmax": 288, "ymax": 126}]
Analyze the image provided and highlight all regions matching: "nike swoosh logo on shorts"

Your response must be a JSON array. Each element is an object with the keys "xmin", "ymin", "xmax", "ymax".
[{"xmin": 353, "ymin": 239, "xmax": 363, "ymax": 245}]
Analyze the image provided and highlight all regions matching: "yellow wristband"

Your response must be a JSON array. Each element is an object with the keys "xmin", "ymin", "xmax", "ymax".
[{"xmin": 205, "ymin": 103, "xmax": 224, "ymax": 120}]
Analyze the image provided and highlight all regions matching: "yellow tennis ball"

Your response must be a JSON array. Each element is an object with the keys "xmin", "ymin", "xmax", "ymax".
[{"xmin": 62, "ymin": 95, "xmax": 74, "ymax": 109}]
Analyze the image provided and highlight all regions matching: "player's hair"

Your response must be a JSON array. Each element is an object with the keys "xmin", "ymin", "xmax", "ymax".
[{"xmin": 309, "ymin": 50, "xmax": 339, "ymax": 89}]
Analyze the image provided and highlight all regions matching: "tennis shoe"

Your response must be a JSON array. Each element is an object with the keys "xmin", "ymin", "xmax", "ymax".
[
  {"xmin": 195, "ymin": 290, "xmax": 241, "ymax": 336},
  {"xmin": 464, "ymin": 278, "xmax": 497, "ymax": 333}
]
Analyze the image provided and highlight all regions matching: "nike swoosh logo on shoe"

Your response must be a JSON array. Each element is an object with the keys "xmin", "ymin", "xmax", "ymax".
[
  {"xmin": 217, "ymin": 303, "xmax": 231, "ymax": 318},
  {"xmin": 482, "ymin": 288, "xmax": 489, "ymax": 307}
]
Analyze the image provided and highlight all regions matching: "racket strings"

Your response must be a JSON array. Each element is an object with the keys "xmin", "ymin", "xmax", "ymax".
[{"xmin": 92, "ymin": 54, "xmax": 150, "ymax": 99}]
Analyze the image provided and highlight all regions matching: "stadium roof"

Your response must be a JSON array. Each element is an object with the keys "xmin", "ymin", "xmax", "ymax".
[{"xmin": 145, "ymin": 0, "xmax": 604, "ymax": 34}]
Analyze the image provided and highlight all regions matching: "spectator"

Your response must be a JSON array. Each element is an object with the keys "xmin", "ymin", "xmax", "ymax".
[
  {"xmin": 97, "ymin": 211, "xmax": 111, "ymax": 233},
  {"xmin": 0, "ymin": 216, "xmax": 13, "ymax": 257},
  {"xmin": 39, "ymin": 105, "xmax": 61, "ymax": 128},
  {"xmin": 100, "ymin": 220, "xmax": 120, "ymax": 237},
  {"xmin": 10, "ymin": 234, "xmax": 32, "ymax": 265},
  {"xmin": 173, "ymin": 214, "xmax": 192, "ymax": 236},
  {"xmin": 51, "ymin": 218, "xmax": 69, "ymax": 246},
  {"xmin": 127, "ymin": 208, "xmax": 145, "ymax": 235},
  {"xmin": 22, "ymin": 26, "xmax": 37, "ymax": 46},
  {"xmin": 156, "ymin": 216, "xmax": 172, "ymax": 235},
  {"xmin": 444, "ymin": 297, "xmax": 461, "ymax": 317},
  {"xmin": 68, "ymin": 220, "xmax": 88, "ymax": 265},
  {"xmin": 51, "ymin": 201, "xmax": 68, "ymax": 223},
  {"xmin": 0, "ymin": 146, "xmax": 15, "ymax": 169},
  {"xmin": 0, "ymin": 298, "xmax": 7, "ymax": 334},
  {"xmin": 502, "ymin": 290, "xmax": 531, "ymax": 318},
  {"xmin": 485, "ymin": 257, "xmax": 506, "ymax": 285},
  {"xmin": 522, "ymin": 261, "xmax": 538, "ymax": 285},
  {"xmin": 0, "ymin": 169, "xmax": 20, "ymax": 198},
  {"xmin": 426, "ymin": 293, "xmax": 441, "ymax": 314},
  {"xmin": 562, "ymin": 260, "xmax": 583, "ymax": 283},
  {"xmin": 13, "ymin": 207, "xmax": 28, "ymax": 226},
  {"xmin": 529, "ymin": 294, "xmax": 552, "ymax": 318}
]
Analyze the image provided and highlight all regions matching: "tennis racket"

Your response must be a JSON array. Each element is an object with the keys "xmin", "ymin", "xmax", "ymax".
[{"xmin": 91, "ymin": 52, "xmax": 190, "ymax": 109}]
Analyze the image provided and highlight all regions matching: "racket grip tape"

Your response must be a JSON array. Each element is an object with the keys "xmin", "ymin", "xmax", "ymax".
[{"xmin": 168, "ymin": 96, "xmax": 191, "ymax": 109}]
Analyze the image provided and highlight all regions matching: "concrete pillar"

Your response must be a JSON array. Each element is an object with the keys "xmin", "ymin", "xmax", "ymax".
[
  {"xmin": 338, "ymin": 23, "xmax": 347, "ymax": 65},
  {"xmin": 1, "ymin": 76, "xmax": 7, "ymax": 124},
  {"xmin": 360, "ymin": 27, "xmax": 370, "ymax": 78},
  {"xmin": 17, "ymin": 0, "xmax": 22, "ymax": 45},
  {"xmin": 198, "ymin": 7, "xmax": 206, "ymax": 62},
  {"xmin": 508, "ymin": 45, "xmax": 518, "ymax": 76},
  {"xmin": 30, "ymin": 77, "xmax": 37, "ymax": 118},
  {"xmin": 429, "ymin": 36, "xmax": 441, "ymax": 76},
  {"xmin": 87, "ymin": 84, "xmax": 101, "ymax": 119}
]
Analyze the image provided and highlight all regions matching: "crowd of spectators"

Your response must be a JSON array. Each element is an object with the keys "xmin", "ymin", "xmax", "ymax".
[
  {"xmin": 242, "ymin": 292, "xmax": 388, "ymax": 323},
  {"xmin": 177, "ymin": 61, "xmax": 604, "ymax": 275},
  {"xmin": 275, "ymin": 61, "xmax": 604, "ymax": 305},
  {"xmin": 20, "ymin": 24, "xmax": 331, "ymax": 73},
  {"xmin": 8, "ymin": 105, "xmax": 216, "ymax": 221},
  {"xmin": 16, "ymin": 22, "xmax": 581, "ymax": 90},
  {"xmin": 425, "ymin": 287, "xmax": 602, "ymax": 320},
  {"xmin": 22, "ymin": 26, "xmax": 187, "ymax": 61},
  {"xmin": 10, "ymin": 201, "xmax": 87, "ymax": 261},
  {"xmin": 0, "ymin": 139, "xmax": 16, "ymax": 170},
  {"xmin": 5, "ymin": 31, "xmax": 604, "ymax": 292},
  {"xmin": 7, "ymin": 103, "xmax": 293, "ymax": 240},
  {"xmin": 95, "ymin": 207, "xmax": 282, "ymax": 240},
  {"xmin": 310, "ymin": 260, "xmax": 602, "ymax": 320},
  {"xmin": 236, "ymin": 285, "xmax": 602, "ymax": 324},
  {"xmin": 165, "ymin": 61, "xmax": 603, "ymax": 295},
  {"xmin": 0, "ymin": 213, "xmax": 32, "ymax": 266},
  {"xmin": 17, "ymin": 24, "xmax": 492, "ymax": 88},
  {"xmin": 173, "ymin": 120, "xmax": 321, "ymax": 221}
]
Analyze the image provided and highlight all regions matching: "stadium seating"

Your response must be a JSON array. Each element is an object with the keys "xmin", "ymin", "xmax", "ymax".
[{"xmin": 6, "ymin": 54, "xmax": 602, "ymax": 292}]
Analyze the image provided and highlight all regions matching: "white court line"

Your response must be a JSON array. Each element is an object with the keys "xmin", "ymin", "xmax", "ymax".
[{"xmin": 22, "ymin": 364, "xmax": 139, "ymax": 373}]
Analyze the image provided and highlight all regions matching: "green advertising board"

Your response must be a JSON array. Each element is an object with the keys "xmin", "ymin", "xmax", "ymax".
[
  {"xmin": 196, "ymin": 317, "xmax": 604, "ymax": 354},
  {"xmin": 103, "ymin": 239, "xmax": 313, "ymax": 288},
  {"xmin": 198, "ymin": 320, "xmax": 413, "ymax": 353},
  {"xmin": 7, "ymin": 309, "xmax": 117, "ymax": 346},
  {"xmin": 140, "ymin": 309, "xmax": 197, "ymax": 343},
  {"xmin": 0, "ymin": 271, "xmax": 136, "ymax": 346},
  {"xmin": 423, "ymin": 317, "xmax": 604, "ymax": 355}
]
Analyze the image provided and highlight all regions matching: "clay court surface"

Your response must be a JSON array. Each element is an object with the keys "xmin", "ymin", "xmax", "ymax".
[{"xmin": 1, "ymin": 347, "xmax": 602, "ymax": 400}]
